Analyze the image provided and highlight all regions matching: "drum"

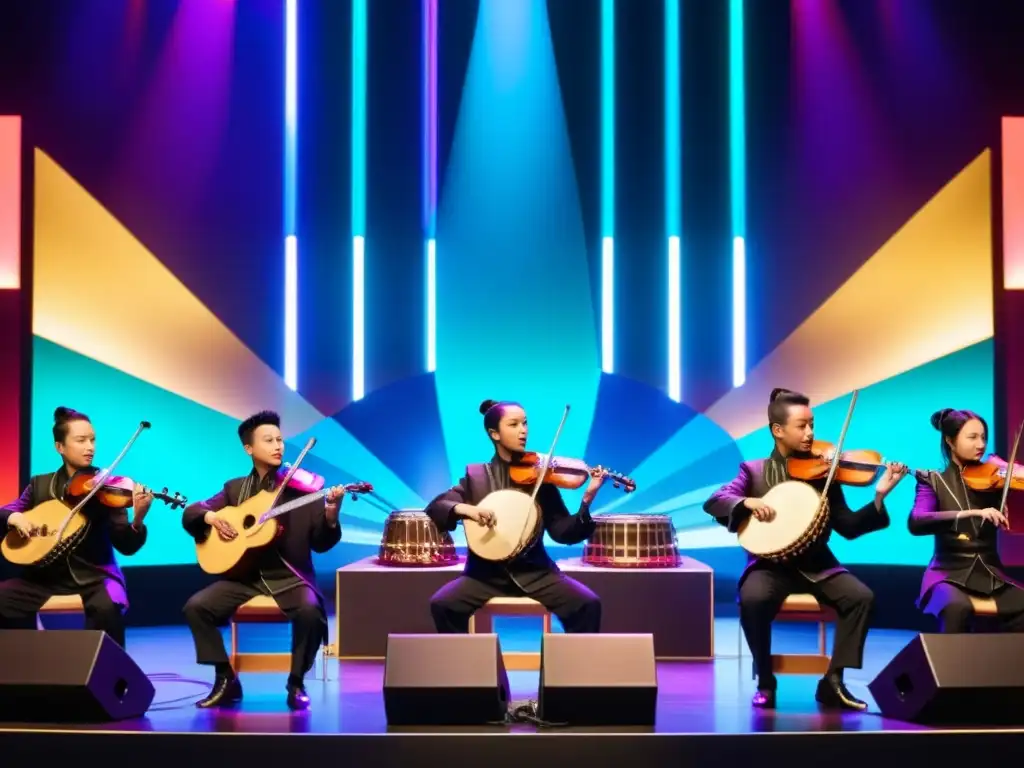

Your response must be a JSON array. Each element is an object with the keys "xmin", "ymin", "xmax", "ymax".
[
  {"xmin": 377, "ymin": 510, "xmax": 459, "ymax": 567},
  {"xmin": 736, "ymin": 480, "xmax": 830, "ymax": 562},
  {"xmin": 582, "ymin": 514, "xmax": 681, "ymax": 568},
  {"xmin": 463, "ymin": 489, "xmax": 542, "ymax": 562}
]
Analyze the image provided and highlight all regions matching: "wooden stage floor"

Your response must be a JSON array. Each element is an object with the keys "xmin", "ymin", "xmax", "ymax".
[{"xmin": 1, "ymin": 617, "xmax": 1022, "ymax": 766}]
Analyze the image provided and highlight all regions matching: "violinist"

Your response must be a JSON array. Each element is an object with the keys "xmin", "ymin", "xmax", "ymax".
[
  {"xmin": 703, "ymin": 389, "xmax": 908, "ymax": 711},
  {"xmin": 907, "ymin": 409, "xmax": 1024, "ymax": 633},
  {"xmin": 0, "ymin": 407, "xmax": 152, "ymax": 648},
  {"xmin": 427, "ymin": 400, "xmax": 604, "ymax": 634},
  {"xmin": 181, "ymin": 410, "xmax": 346, "ymax": 711}
]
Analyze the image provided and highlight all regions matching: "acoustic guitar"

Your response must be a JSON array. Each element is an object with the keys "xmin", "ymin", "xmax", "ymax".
[
  {"xmin": 195, "ymin": 481, "xmax": 372, "ymax": 575},
  {"xmin": 1, "ymin": 484, "xmax": 188, "ymax": 567}
]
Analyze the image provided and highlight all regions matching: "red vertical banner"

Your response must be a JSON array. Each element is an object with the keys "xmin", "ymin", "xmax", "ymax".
[
  {"xmin": 0, "ymin": 115, "xmax": 23, "ymax": 502},
  {"xmin": 998, "ymin": 117, "xmax": 1024, "ymax": 562}
]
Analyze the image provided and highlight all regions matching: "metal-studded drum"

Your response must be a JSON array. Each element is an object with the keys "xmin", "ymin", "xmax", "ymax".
[
  {"xmin": 582, "ymin": 513, "xmax": 681, "ymax": 568},
  {"xmin": 378, "ymin": 510, "xmax": 459, "ymax": 567},
  {"xmin": 736, "ymin": 480, "xmax": 830, "ymax": 562}
]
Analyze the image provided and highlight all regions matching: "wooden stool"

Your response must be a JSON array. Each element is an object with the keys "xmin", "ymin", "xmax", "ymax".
[
  {"xmin": 230, "ymin": 595, "xmax": 329, "ymax": 680},
  {"xmin": 36, "ymin": 594, "xmax": 85, "ymax": 630},
  {"xmin": 468, "ymin": 597, "xmax": 552, "ymax": 671},
  {"xmin": 970, "ymin": 595, "xmax": 998, "ymax": 617},
  {"xmin": 743, "ymin": 593, "xmax": 836, "ymax": 677}
]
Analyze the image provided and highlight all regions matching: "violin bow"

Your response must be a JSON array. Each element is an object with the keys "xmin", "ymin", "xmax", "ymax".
[
  {"xmin": 528, "ymin": 405, "xmax": 571, "ymax": 507},
  {"xmin": 817, "ymin": 390, "xmax": 859, "ymax": 504},
  {"xmin": 997, "ymin": 420, "xmax": 1024, "ymax": 522},
  {"xmin": 55, "ymin": 421, "xmax": 152, "ymax": 543}
]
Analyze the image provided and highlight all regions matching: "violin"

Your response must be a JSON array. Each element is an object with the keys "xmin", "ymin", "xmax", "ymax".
[
  {"xmin": 961, "ymin": 456, "xmax": 1024, "ymax": 492},
  {"xmin": 278, "ymin": 464, "xmax": 325, "ymax": 494},
  {"xmin": 68, "ymin": 467, "xmax": 187, "ymax": 510},
  {"xmin": 786, "ymin": 441, "xmax": 908, "ymax": 488},
  {"xmin": 510, "ymin": 452, "xmax": 637, "ymax": 493}
]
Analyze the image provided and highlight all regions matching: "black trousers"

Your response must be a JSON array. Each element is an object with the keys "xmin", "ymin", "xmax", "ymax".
[
  {"xmin": 430, "ymin": 573, "xmax": 601, "ymax": 633},
  {"xmin": 182, "ymin": 580, "xmax": 326, "ymax": 681},
  {"xmin": 0, "ymin": 576, "xmax": 127, "ymax": 647},
  {"xmin": 739, "ymin": 568, "xmax": 873, "ymax": 689},
  {"xmin": 926, "ymin": 582, "xmax": 1024, "ymax": 633}
]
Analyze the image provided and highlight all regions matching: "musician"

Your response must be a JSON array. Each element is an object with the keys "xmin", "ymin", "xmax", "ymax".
[
  {"xmin": 0, "ymin": 407, "xmax": 152, "ymax": 648},
  {"xmin": 427, "ymin": 400, "xmax": 604, "ymax": 634},
  {"xmin": 907, "ymin": 408, "xmax": 1024, "ymax": 633},
  {"xmin": 704, "ymin": 389, "xmax": 907, "ymax": 711},
  {"xmin": 181, "ymin": 410, "xmax": 345, "ymax": 711}
]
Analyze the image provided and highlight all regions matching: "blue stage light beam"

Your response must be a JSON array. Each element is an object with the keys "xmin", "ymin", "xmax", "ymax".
[
  {"xmin": 601, "ymin": 0, "xmax": 615, "ymax": 374},
  {"xmin": 665, "ymin": 0, "xmax": 681, "ymax": 401},
  {"xmin": 352, "ymin": 0, "xmax": 367, "ymax": 401},
  {"xmin": 433, "ymin": 0, "xmax": 601, "ymax": 483},
  {"xmin": 729, "ymin": 0, "xmax": 746, "ymax": 388},
  {"xmin": 284, "ymin": 0, "xmax": 298, "ymax": 391}
]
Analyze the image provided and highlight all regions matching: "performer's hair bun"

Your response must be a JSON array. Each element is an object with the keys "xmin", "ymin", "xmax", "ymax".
[
  {"xmin": 930, "ymin": 408, "xmax": 953, "ymax": 431},
  {"xmin": 479, "ymin": 399, "xmax": 499, "ymax": 414}
]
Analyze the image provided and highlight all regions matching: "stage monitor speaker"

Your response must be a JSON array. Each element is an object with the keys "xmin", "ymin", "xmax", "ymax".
[
  {"xmin": 0, "ymin": 630, "xmax": 155, "ymax": 722},
  {"xmin": 868, "ymin": 633, "xmax": 1024, "ymax": 725},
  {"xmin": 539, "ymin": 633, "xmax": 657, "ymax": 726},
  {"xmin": 383, "ymin": 633, "xmax": 510, "ymax": 725}
]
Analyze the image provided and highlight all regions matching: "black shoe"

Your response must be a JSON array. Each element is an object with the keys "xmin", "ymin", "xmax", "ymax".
[
  {"xmin": 752, "ymin": 688, "xmax": 776, "ymax": 709},
  {"xmin": 815, "ymin": 673, "xmax": 867, "ymax": 711},
  {"xmin": 196, "ymin": 676, "xmax": 243, "ymax": 709},
  {"xmin": 286, "ymin": 684, "xmax": 310, "ymax": 711}
]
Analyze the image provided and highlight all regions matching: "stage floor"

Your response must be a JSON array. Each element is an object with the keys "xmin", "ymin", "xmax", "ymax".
[
  {"xmin": 0, "ymin": 615, "xmax": 1007, "ymax": 733},
  {"xmin": 2, "ymin": 617, "xmax": 1023, "ymax": 767}
]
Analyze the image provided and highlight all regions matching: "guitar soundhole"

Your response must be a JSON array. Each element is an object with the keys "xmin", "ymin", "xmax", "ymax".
[{"xmin": 242, "ymin": 514, "xmax": 256, "ymax": 530}]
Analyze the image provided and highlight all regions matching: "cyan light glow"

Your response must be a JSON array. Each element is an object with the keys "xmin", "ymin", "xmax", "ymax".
[
  {"xmin": 601, "ymin": 0, "xmax": 615, "ymax": 375},
  {"xmin": 284, "ymin": 235, "xmax": 298, "ymax": 389},
  {"xmin": 665, "ymin": 0, "xmax": 681, "ymax": 401},
  {"xmin": 423, "ymin": 0, "xmax": 438, "ymax": 372},
  {"xmin": 352, "ymin": 235, "xmax": 365, "ymax": 400},
  {"xmin": 283, "ymin": 0, "xmax": 298, "ymax": 391},
  {"xmin": 729, "ymin": 0, "xmax": 746, "ymax": 388},
  {"xmin": 668, "ymin": 236, "xmax": 681, "ymax": 401},
  {"xmin": 433, "ymin": 0, "xmax": 600, "ymax": 484},
  {"xmin": 352, "ymin": 0, "xmax": 367, "ymax": 400},
  {"xmin": 426, "ymin": 237, "xmax": 436, "ymax": 372}
]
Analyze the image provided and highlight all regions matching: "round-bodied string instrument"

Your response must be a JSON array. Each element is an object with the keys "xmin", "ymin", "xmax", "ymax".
[
  {"xmin": 378, "ymin": 510, "xmax": 459, "ymax": 567},
  {"xmin": 736, "ymin": 391, "xmax": 860, "ymax": 562},
  {"xmin": 462, "ymin": 488, "xmax": 545, "ymax": 562},
  {"xmin": 582, "ymin": 513, "xmax": 680, "ymax": 568}
]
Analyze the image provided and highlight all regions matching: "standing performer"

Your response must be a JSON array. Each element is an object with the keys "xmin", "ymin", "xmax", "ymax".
[
  {"xmin": 704, "ymin": 389, "xmax": 907, "ymax": 711},
  {"xmin": 427, "ymin": 400, "xmax": 604, "ymax": 634},
  {"xmin": 908, "ymin": 408, "xmax": 1024, "ymax": 632},
  {"xmin": 181, "ymin": 411, "xmax": 346, "ymax": 711},
  {"xmin": 0, "ymin": 407, "xmax": 152, "ymax": 648}
]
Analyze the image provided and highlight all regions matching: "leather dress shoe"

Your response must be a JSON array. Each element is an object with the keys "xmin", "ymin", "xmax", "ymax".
[
  {"xmin": 815, "ymin": 673, "xmax": 867, "ymax": 711},
  {"xmin": 196, "ymin": 676, "xmax": 243, "ymax": 709}
]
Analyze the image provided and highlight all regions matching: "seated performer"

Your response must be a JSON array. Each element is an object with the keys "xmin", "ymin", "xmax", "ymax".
[
  {"xmin": 704, "ymin": 388, "xmax": 907, "ymax": 711},
  {"xmin": 0, "ymin": 407, "xmax": 152, "ymax": 648},
  {"xmin": 427, "ymin": 399, "xmax": 604, "ymax": 633},
  {"xmin": 181, "ymin": 410, "xmax": 345, "ymax": 711},
  {"xmin": 907, "ymin": 408, "xmax": 1024, "ymax": 632}
]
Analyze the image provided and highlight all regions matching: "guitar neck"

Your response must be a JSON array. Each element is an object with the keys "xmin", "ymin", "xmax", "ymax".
[{"xmin": 259, "ymin": 489, "xmax": 328, "ymax": 524}]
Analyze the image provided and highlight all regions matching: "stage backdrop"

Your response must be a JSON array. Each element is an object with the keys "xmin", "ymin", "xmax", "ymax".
[{"xmin": 5, "ymin": 0, "xmax": 1021, "ymax": 579}]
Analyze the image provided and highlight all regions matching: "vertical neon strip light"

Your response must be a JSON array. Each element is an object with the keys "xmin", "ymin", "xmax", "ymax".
[
  {"xmin": 283, "ymin": 0, "xmax": 298, "ymax": 391},
  {"xmin": 424, "ymin": 0, "xmax": 438, "ymax": 372},
  {"xmin": 601, "ymin": 0, "xmax": 615, "ymax": 374},
  {"xmin": 729, "ymin": 0, "xmax": 746, "ymax": 388},
  {"xmin": 665, "ymin": 0, "xmax": 681, "ymax": 401},
  {"xmin": 352, "ymin": 0, "xmax": 367, "ymax": 400}
]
